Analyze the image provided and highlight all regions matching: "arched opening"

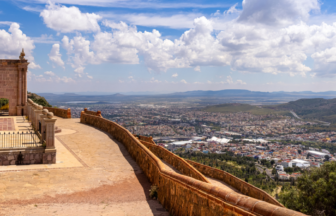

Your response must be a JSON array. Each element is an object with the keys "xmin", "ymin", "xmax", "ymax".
[{"xmin": 0, "ymin": 98, "xmax": 9, "ymax": 116}]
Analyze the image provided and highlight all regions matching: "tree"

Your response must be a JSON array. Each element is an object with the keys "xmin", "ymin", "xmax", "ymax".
[
  {"xmin": 279, "ymin": 162, "xmax": 336, "ymax": 216},
  {"xmin": 272, "ymin": 168, "xmax": 277, "ymax": 175}
]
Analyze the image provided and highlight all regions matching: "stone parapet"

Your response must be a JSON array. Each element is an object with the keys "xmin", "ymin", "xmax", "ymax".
[
  {"xmin": 140, "ymin": 140, "xmax": 209, "ymax": 183},
  {"xmin": 80, "ymin": 111, "xmax": 306, "ymax": 216},
  {"xmin": 136, "ymin": 135, "xmax": 156, "ymax": 145},
  {"xmin": 44, "ymin": 107, "xmax": 71, "ymax": 118},
  {"xmin": 186, "ymin": 159, "xmax": 283, "ymax": 207}
]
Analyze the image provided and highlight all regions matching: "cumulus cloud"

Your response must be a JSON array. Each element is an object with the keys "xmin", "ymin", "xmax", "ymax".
[
  {"xmin": 0, "ymin": 23, "xmax": 35, "ymax": 60},
  {"xmin": 45, "ymin": 1, "xmax": 336, "ymax": 78},
  {"xmin": 194, "ymin": 66, "xmax": 201, "ymax": 72},
  {"xmin": 29, "ymin": 71, "xmax": 75, "ymax": 83},
  {"xmin": 44, "ymin": 71, "xmax": 55, "ymax": 76},
  {"xmin": 48, "ymin": 44, "xmax": 64, "ymax": 68},
  {"xmin": 40, "ymin": 2, "xmax": 102, "ymax": 33},
  {"xmin": 180, "ymin": 79, "xmax": 187, "ymax": 84},
  {"xmin": 238, "ymin": 0, "xmax": 320, "ymax": 26},
  {"xmin": 172, "ymin": 73, "xmax": 178, "ymax": 77},
  {"xmin": 29, "ymin": 62, "xmax": 41, "ymax": 69}
]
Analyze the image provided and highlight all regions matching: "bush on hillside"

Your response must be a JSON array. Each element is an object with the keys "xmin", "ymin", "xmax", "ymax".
[{"xmin": 279, "ymin": 162, "xmax": 336, "ymax": 216}]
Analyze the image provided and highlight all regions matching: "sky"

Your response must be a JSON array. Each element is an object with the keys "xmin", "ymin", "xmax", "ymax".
[{"xmin": 2, "ymin": 0, "xmax": 336, "ymax": 93}]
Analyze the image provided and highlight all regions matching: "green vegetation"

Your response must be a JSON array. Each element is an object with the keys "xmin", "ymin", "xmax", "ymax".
[
  {"xmin": 268, "ymin": 98, "xmax": 336, "ymax": 124},
  {"xmin": 178, "ymin": 151, "xmax": 277, "ymax": 194},
  {"xmin": 0, "ymin": 98, "xmax": 9, "ymax": 110},
  {"xmin": 28, "ymin": 92, "xmax": 52, "ymax": 107},
  {"xmin": 203, "ymin": 103, "xmax": 289, "ymax": 116},
  {"xmin": 279, "ymin": 162, "xmax": 336, "ymax": 216}
]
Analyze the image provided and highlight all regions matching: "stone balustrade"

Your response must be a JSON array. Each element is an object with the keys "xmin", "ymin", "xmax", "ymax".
[
  {"xmin": 139, "ymin": 139, "xmax": 210, "ymax": 183},
  {"xmin": 43, "ymin": 107, "xmax": 71, "ymax": 118},
  {"xmin": 27, "ymin": 99, "xmax": 57, "ymax": 164},
  {"xmin": 80, "ymin": 110, "xmax": 306, "ymax": 216}
]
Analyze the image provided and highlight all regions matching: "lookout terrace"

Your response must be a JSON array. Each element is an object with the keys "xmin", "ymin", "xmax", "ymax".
[{"xmin": 0, "ymin": 53, "xmax": 306, "ymax": 215}]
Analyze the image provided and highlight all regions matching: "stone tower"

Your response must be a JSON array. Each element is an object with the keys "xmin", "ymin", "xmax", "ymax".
[{"xmin": 0, "ymin": 49, "xmax": 29, "ymax": 116}]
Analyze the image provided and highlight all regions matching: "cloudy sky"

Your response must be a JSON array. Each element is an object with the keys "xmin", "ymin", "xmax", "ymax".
[{"xmin": 1, "ymin": 0, "xmax": 336, "ymax": 93}]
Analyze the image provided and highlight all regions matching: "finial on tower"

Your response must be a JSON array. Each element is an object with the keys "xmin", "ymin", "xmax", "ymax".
[{"xmin": 19, "ymin": 48, "xmax": 26, "ymax": 61}]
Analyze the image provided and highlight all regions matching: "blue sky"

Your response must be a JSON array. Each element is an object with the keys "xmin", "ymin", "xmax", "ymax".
[{"xmin": 1, "ymin": 0, "xmax": 336, "ymax": 93}]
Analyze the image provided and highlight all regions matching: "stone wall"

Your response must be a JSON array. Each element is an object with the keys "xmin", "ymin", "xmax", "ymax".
[
  {"xmin": 0, "ymin": 59, "xmax": 28, "ymax": 116},
  {"xmin": 44, "ymin": 107, "xmax": 71, "ymax": 118},
  {"xmin": 0, "ymin": 148, "xmax": 44, "ymax": 165},
  {"xmin": 136, "ymin": 135, "xmax": 156, "ymax": 145},
  {"xmin": 80, "ymin": 111, "xmax": 306, "ymax": 216},
  {"xmin": 186, "ymin": 159, "xmax": 283, "ymax": 207},
  {"xmin": 139, "ymin": 140, "xmax": 209, "ymax": 183}
]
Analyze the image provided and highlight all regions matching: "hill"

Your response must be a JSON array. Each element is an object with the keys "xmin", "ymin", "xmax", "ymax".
[
  {"xmin": 268, "ymin": 98, "xmax": 336, "ymax": 123},
  {"xmin": 27, "ymin": 92, "xmax": 52, "ymax": 107},
  {"xmin": 203, "ymin": 103, "xmax": 290, "ymax": 115}
]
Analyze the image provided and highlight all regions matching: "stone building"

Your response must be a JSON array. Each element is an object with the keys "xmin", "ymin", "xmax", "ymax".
[{"xmin": 0, "ymin": 49, "xmax": 28, "ymax": 116}]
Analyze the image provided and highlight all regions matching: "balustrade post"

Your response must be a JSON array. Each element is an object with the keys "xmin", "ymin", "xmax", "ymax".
[
  {"xmin": 34, "ymin": 105, "xmax": 43, "ymax": 132},
  {"xmin": 43, "ymin": 112, "xmax": 57, "ymax": 164},
  {"xmin": 40, "ymin": 109, "xmax": 48, "ymax": 141}
]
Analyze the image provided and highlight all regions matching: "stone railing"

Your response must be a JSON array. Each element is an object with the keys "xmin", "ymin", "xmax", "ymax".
[
  {"xmin": 136, "ymin": 135, "xmax": 156, "ymax": 145},
  {"xmin": 26, "ymin": 99, "xmax": 57, "ymax": 164},
  {"xmin": 44, "ymin": 107, "xmax": 71, "ymax": 118},
  {"xmin": 186, "ymin": 159, "xmax": 283, "ymax": 207},
  {"xmin": 82, "ymin": 108, "xmax": 102, "ymax": 117},
  {"xmin": 139, "ymin": 140, "xmax": 209, "ymax": 183},
  {"xmin": 80, "ymin": 111, "xmax": 306, "ymax": 216}
]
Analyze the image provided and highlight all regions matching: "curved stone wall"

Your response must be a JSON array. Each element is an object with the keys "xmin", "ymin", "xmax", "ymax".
[
  {"xmin": 44, "ymin": 107, "xmax": 71, "ymax": 118},
  {"xmin": 186, "ymin": 159, "xmax": 283, "ymax": 207},
  {"xmin": 139, "ymin": 140, "xmax": 210, "ymax": 183},
  {"xmin": 80, "ymin": 111, "xmax": 306, "ymax": 216}
]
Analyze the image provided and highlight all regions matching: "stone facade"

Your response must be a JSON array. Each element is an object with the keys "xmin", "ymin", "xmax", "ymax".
[
  {"xmin": 80, "ymin": 110, "xmax": 306, "ymax": 216},
  {"xmin": 0, "ymin": 51, "xmax": 28, "ymax": 116},
  {"xmin": 44, "ymin": 107, "xmax": 71, "ymax": 118}
]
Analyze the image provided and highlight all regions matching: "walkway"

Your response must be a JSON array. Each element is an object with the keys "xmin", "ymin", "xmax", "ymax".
[{"xmin": 0, "ymin": 118, "xmax": 169, "ymax": 216}]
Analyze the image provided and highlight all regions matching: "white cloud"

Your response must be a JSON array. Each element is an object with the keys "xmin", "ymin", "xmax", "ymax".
[
  {"xmin": 0, "ymin": 21, "xmax": 15, "ymax": 26},
  {"xmin": 236, "ymin": 80, "xmax": 246, "ymax": 85},
  {"xmin": 44, "ymin": 71, "xmax": 55, "ymax": 76},
  {"xmin": 29, "ymin": 71, "xmax": 75, "ymax": 83},
  {"xmin": 87, "ymin": 75, "xmax": 93, "ymax": 79},
  {"xmin": 0, "ymin": 23, "xmax": 35, "ymax": 60},
  {"xmin": 17, "ymin": 0, "xmax": 229, "ymax": 9},
  {"xmin": 238, "ymin": 0, "xmax": 320, "ymax": 26},
  {"xmin": 194, "ymin": 66, "xmax": 201, "ymax": 72},
  {"xmin": 227, "ymin": 76, "xmax": 233, "ymax": 84},
  {"xmin": 40, "ymin": 1, "xmax": 336, "ymax": 78},
  {"xmin": 172, "ymin": 73, "xmax": 178, "ymax": 78},
  {"xmin": 100, "ymin": 12, "xmax": 200, "ymax": 29},
  {"xmin": 128, "ymin": 76, "xmax": 133, "ymax": 79},
  {"xmin": 31, "ymin": 34, "xmax": 58, "ymax": 44},
  {"xmin": 180, "ymin": 79, "xmax": 187, "ymax": 84},
  {"xmin": 40, "ymin": 3, "xmax": 102, "ymax": 33},
  {"xmin": 29, "ymin": 62, "xmax": 41, "ymax": 69},
  {"xmin": 48, "ymin": 44, "xmax": 64, "ymax": 68}
]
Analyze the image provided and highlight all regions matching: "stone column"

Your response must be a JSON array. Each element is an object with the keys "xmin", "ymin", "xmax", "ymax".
[
  {"xmin": 43, "ymin": 112, "xmax": 57, "ymax": 164},
  {"xmin": 44, "ymin": 112, "xmax": 57, "ymax": 149},
  {"xmin": 34, "ymin": 105, "xmax": 43, "ymax": 132},
  {"xmin": 40, "ymin": 109, "xmax": 48, "ymax": 141}
]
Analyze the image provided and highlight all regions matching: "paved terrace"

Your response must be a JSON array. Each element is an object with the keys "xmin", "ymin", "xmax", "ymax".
[{"xmin": 0, "ymin": 117, "xmax": 169, "ymax": 216}]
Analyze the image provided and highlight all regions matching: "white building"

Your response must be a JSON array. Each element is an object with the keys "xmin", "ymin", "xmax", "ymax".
[{"xmin": 290, "ymin": 159, "xmax": 310, "ymax": 168}]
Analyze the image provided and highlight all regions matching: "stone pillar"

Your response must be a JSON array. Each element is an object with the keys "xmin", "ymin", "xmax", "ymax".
[
  {"xmin": 67, "ymin": 108, "xmax": 71, "ymax": 118},
  {"xmin": 44, "ymin": 112, "xmax": 56, "ymax": 149},
  {"xmin": 40, "ymin": 109, "xmax": 48, "ymax": 141},
  {"xmin": 34, "ymin": 105, "xmax": 43, "ymax": 132}
]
